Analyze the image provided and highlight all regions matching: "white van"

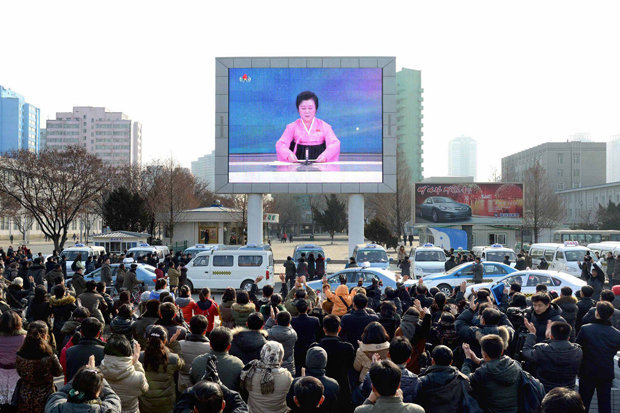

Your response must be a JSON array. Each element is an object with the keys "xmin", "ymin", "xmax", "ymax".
[
  {"xmin": 587, "ymin": 242, "xmax": 620, "ymax": 271},
  {"xmin": 410, "ymin": 243, "xmax": 447, "ymax": 278},
  {"xmin": 479, "ymin": 244, "xmax": 517, "ymax": 266},
  {"xmin": 186, "ymin": 249, "xmax": 275, "ymax": 291},
  {"xmin": 529, "ymin": 242, "xmax": 591, "ymax": 277},
  {"xmin": 61, "ymin": 244, "xmax": 107, "ymax": 276},
  {"xmin": 126, "ymin": 244, "xmax": 170, "ymax": 263}
]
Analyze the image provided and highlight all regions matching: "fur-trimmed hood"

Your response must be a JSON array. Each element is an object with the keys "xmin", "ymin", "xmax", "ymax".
[
  {"xmin": 552, "ymin": 295, "xmax": 578, "ymax": 305},
  {"xmin": 50, "ymin": 295, "xmax": 76, "ymax": 307},
  {"xmin": 231, "ymin": 326, "xmax": 268, "ymax": 338},
  {"xmin": 475, "ymin": 325, "xmax": 511, "ymax": 349}
]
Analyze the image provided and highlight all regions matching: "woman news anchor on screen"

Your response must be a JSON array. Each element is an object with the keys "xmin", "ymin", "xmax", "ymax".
[{"xmin": 275, "ymin": 91, "xmax": 341, "ymax": 163}]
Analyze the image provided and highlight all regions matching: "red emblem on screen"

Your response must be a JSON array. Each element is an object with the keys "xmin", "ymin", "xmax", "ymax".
[{"xmin": 239, "ymin": 73, "xmax": 252, "ymax": 83}]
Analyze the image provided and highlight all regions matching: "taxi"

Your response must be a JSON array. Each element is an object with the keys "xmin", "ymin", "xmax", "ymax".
[
  {"xmin": 420, "ymin": 261, "xmax": 517, "ymax": 295},
  {"xmin": 476, "ymin": 244, "xmax": 518, "ymax": 266},
  {"xmin": 352, "ymin": 243, "xmax": 392, "ymax": 270},
  {"xmin": 466, "ymin": 270, "xmax": 586, "ymax": 299},
  {"xmin": 410, "ymin": 243, "xmax": 448, "ymax": 278}
]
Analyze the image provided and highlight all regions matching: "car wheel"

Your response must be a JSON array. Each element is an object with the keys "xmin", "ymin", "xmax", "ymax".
[
  {"xmin": 437, "ymin": 283, "xmax": 452, "ymax": 295},
  {"xmin": 432, "ymin": 209, "xmax": 439, "ymax": 222},
  {"xmin": 186, "ymin": 280, "xmax": 194, "ymax": 294},
  {"xmin": 240, "ymin": 280, "xmax": 253, "ymax": 291}
]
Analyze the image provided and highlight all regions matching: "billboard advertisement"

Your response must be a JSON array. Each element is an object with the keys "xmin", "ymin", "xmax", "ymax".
[
  {"xmin": 228, "ymin": 68, "xmax": 383, "ymax": 184},
  {"xmin": 414, "ymin": 183, "xmax": 524, "ymax": 225}
]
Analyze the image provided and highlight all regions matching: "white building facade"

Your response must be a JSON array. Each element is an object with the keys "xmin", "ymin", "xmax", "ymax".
[
  {"xmin": 607, "ymin": 135, "xmax": 620, "ymax": 183},
  {"xmin": 557, "ymin": 182, "xmax": 620, "ymax": 226},
  {"xmin": 45, "ymin": 106, "xmax": 142, "ymax": 166},
  {"xmin": 448, "ymin": 136, "xmax": 477, "ymax": 179},
  {"xmin": 191, "ymin": 151, "xmax": 215, "ymax": 190}
]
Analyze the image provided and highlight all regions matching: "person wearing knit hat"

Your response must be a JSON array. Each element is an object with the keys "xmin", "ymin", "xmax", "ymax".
[{"xmin": 286, "ymin": 346, "xmax": 339, "ymax": 412}]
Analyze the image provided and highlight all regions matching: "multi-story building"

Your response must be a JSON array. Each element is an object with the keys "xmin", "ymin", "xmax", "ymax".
[
  {"xmin": 607, "ymin": 134, "xmax": 620, "ymax": 183},
  {"xmin": 396, "ymin": 68, "xmax": 424, "ymax": 182},
  {"xmin": 448, "ymin": 135, "xmax": 477, "ymax": 179},
  {"xmin": 0, "ymin": 85, "xmax": 40, "ymax": 153},
  {"xmin": 191, "ymin": 151, "xmax": 215, "ymax": 190},
  {"xmin": 40, "ymin": 128, "xmax": 47, "ymax": 150},
  {"xmin": 45, "ymin": 107, "xmax": 142, "ymax": 166},
  {"xmin": 557, "ymin": 182, "xmax": 620, "ymax": 226},
  {"xmin": 501, "ymin": 141, "xmax": 606, "ymax": 191}
]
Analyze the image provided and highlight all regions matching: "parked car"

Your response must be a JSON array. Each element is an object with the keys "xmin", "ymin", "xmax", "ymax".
[
  {"xmin": 466, "ymin": 270, "xmax": 587, "ymax": 299},
  {"xmin": 420, "ymin": 261, "xmax": 517, "ymax": 295},
  {"xmin": 306, "ymin": 267, "xmax": 414, "ymax": 292}
]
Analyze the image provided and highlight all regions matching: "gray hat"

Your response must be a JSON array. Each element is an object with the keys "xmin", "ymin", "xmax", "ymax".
[{"xmin": 305, "ymin": 346, "xmax": 327, "ymax": 370}]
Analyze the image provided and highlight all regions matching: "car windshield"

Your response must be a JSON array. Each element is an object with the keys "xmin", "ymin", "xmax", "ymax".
[
  {"xmin": 486, "ymin": 251, "xmax": 517, "ymax": 262},
  {"xmin": 357, "ymin": 250, "xmax": 388, "ymax": 263},
  {"xmin": 415, "ymin": 251, "xmax": 445, "ymax": 262},
  {"xmin": 62, "ymin": 250, "xmax": 88, "ymax": 261},
  {"xmin": 434, "ymin": 197, "xmax": 452, "ymax": 203},
  {"xmin": 130, "ymin": 250, "xmax": 152, "ymax": 259},
  {"xmin": 564, "ymin": 250, "xmax": 589, "ymax": 262},
  {"xmin": 296, "ymin": 250, "xmax": 323, "ymax": 260}
]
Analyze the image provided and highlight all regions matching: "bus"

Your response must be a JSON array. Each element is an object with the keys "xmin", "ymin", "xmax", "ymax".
[{"xmin": 553, "ymin": 229, "xmax": 620, "ymax": 245}]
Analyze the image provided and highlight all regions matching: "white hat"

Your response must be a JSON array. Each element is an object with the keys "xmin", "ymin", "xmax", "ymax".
[{"xmin": 12, "ymin": 277, "xmax": 23, "ymax": 287}]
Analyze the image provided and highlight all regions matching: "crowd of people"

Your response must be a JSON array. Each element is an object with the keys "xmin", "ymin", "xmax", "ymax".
[{"xmin": 0, "ymin": 243, "xmax": 618, "ymax": 412}]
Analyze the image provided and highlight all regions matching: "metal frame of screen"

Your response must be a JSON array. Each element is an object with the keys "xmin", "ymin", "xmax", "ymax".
[{"xmin": 214, "ymin": 57, "xmax": 397, "ymax": 194}]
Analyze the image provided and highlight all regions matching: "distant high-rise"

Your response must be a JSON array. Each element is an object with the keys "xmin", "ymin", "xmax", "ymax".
[
  {"xmin": 0, "ymin": 85, "xmax": 40, "ymax": 153},
  {"xmin": 607, "ymin": 134, "xmax": 620, "ymax": 183},
  {"xmin": 396, "ymin": 68, "xmax": 424, "ymax": 182},
  {"xmin": 191, "ymin": 151, "xmax": 215, "ymax": 190},
  {"xmin": 40, "ymin": 128, "xmax": 47, "ymax": 150},
  {"xmin": 45, "ymin": 107, "xmax": 142, "ymax": 166},
  {"xmin": 448, "ymin": 136, "xmax": 477, "ymax": 179}
]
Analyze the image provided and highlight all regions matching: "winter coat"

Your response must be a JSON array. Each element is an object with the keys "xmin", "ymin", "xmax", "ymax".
[
  {"xmin": 154, "ymin": 321, "xmax": 187, "ymax": 342},
  {"xmin": 110, "ymin": 316, "xmax": 134, "ymax": 340},
  {"xmin": 132, "ymin": 316, "xmax": 158, "ymax": 349},
  {"xmin": 27, "ymin": 264, "xmax": 46, "ymax": 286},
  {"xmin": 26, "ymin": 298, "xmax": 52, "ymax": 326},
  {"xmin": 323, "ymin": 284, "xmax": 353, "ymax": 316},
  {"xmin": 472, "ymin": 262, "xmax": 484, "ymax": 282},
  {"xmin": 514, "ymin": 257, "xmax": 527, "ymax": 271},
  {"xmin": 418, "ymin": 364, "xmax": 471, "ymax": 413},
  {"xmin": 576, "ymin": 296, "xmax": 596, "ymax": 331},
  {"xmin": 16, "ymin": 353, "xmax": 63, "ymax": 413},
  {"xmin": 44, "ymin": 382, "xmax": 121, "ymax": 413},
  {"xmin": 115, "ymin": 268, "xmax": 126, "ymax": 291},
  {"xmin": 552, "ymin": 295, "xmax": 578, "ymax": 337},
  {"xmin": 6, "ymin": 284, "xmax": 30, "ymax": 309},
  {"xmin": 576, "ymin": 318, "xmax": 620, "ymax": 380},
  {"xmin": 242, "ymin": 365, "xmax": 292, "ymax": 413},
  {"xmin": 288, "ymin": 364, "xmax": 339, "ymax": 413},
  {"xmin": 174, "ymin": 383, "xmax": 248, "ymax": 413},
  {"xmin": 284, "ymin": 286, "xmax": 317, "ymax": 316},
  {"xmin": 267, "ymin": 324, "xmax": 297, "ymax": 374},
  {"xmin": 353, "ymin": 341, "xmax": 390, "ymax": 382},
  {"xmin": 365, "ymin": 284, "xmax": 382, "ymax": 312},
  {"xmin": 319, "ymin": 336, "xmax": 355, "ymax": 411},
  {"xmin": 167, "ymin": 267, "xmax": 180, "ymax": 287},
  {"xmin": 220, "ymin": 300, "xmax": 235, "ymax": 328},
  {"xmin": 190, "ymin": 350, "xmax": 244, "ymax": 391},
  {"xmin": 284, "ymin": 260, "xmax": 296, "ymax": 279},
  {"xmin": 355, "ymin": 396, "xmax": 424, "ymax": 413},
  {"xmin": 72, "ymin": 275, "xmax": 87, "ymax": 296},
  {"xmin": 581, "ymin": 305, "xmax": 620, "ymax": 330},
  {"xmin": 194, "ymin": 298, "xmax": 219, "ymax": 332},
  {"xmin": 462, "ymin": 355, "xmax": 522, "ymax": 413},
  {"xmin": 178, "ymin": 333, "xmax": 211, "ymax": 392},
  {"xmin": 138, "ymin": 351, "xmax": 184, "ymax": 413},
  {"xmin": 99, "ymin": 355, "xmax": 149, "ymax": 413},
  {"xmin": 290, "ymin": 314, "xmax": 321, "ymax": 362},
  {"xmin": 229, "ymin": 328, "xmax": 267, "ymax": 365},
  {"xmin": 122, "ymin": 270, "xmax": 140, "ymax": 292},
  {"xmin": 46, "ymin": 269, "xmax": 64, "ymax": 286},
  {"xmin": 340, "ymin": 309, "xmax": 379, "ymax": 350},
  {"xmin": 613, "ymin": 257, "xmax": 620, "ymax": 280},
  {"xmin": 315, "ymin": 257, "xmax": 326, "ymax": 277},
  {"xmin": 100, "ymin": 263, "xmax": 113, "ymax": 286},
  {"xmin": 231, "ymin": 302, "xmax": 255, "ymax": 327},
  {"xmin": 521, "ymin": 333, "xmax": 582, "ymax": 392},
  {"xmin": 0, "ymin": 331, "xmax": 26, "ymax": 404},
  {"xmin": 378, "ymin": 314, "xmax": 401, "ymax": 340},
  {"xmin": 176, "ymin": 297, "xmax": 198, "ymax": 323},
  {"xmin": 77, "ymin": 291, "xmax": 107, "ymax": 324},
  {"xmin": 65, "ymin": 337, "xmax": 106, "ymax": 382},
  {"xmin": 358, "ymin": 363, "xmax": 420, "ymax": 406},
  {"xmin": 527, "ymin": 303, "xmax": 565, "ymax": 342}
]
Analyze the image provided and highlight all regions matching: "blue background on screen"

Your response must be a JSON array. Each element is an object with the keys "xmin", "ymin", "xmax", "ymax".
[{"xmin": 228, "ymin": 68, "xmax": 382, "ymax": 154}]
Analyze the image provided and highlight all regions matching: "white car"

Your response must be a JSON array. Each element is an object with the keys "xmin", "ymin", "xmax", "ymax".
[
  {"xmin": 420, "ymin": 262, "xmax": 517, "ymax": 296},
  {"xmin": 466, "ymin": 270, "xmax": 587, "ymax": 299},
  {"xmin": 410, "ymin": 243, "xmax": 447, "ymax": 278}
]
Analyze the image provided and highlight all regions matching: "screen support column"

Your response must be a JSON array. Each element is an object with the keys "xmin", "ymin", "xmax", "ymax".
[
  {"xmin": 247, "ymin": 194, "xmax": 263, "ymax": 245},
  {"xmin": 348, "ymin": 194, "xmax": 365, "ymax": 257}
]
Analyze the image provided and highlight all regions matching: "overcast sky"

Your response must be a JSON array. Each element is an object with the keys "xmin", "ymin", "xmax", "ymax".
[{"xmin": 2, "ymin": 1, "xmax": 619, "ymax": 180}]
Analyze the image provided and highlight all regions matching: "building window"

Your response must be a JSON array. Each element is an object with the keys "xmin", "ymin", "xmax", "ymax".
[
  {"xmin": 573, "ymin": 169, "xmax": 580, "ymax": 177},
  {"xmin": 557, "ymin": 183, "xmax": 564, "ymax": 190},
  {"xmin": 573, "ymin": 153, "xmax": 580, "ymax": 163},
  {"xmin": 557, "ymin": 153, "xmax": 564, "ymax": 164},
  {"xmin": 557, "ymin": 169, "xmax": 563, "ymax": 177}
]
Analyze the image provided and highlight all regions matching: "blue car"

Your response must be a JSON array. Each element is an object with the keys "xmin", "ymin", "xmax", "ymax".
[
  {"xmin": 82, "ymin": 263, "xmax": 157, "ymax": 294},
  {"xmin": 420, "ymin": 262, "xmax": 517, "ymax": 295},
  {"xmin": 307, "ymin": 267, "xmax": 414, "ymax": 292}
]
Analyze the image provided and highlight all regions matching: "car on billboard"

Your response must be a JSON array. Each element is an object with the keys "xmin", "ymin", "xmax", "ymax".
[{"xmin": 416, "ymin": 196, "xmax": 472, "ymax": 222}]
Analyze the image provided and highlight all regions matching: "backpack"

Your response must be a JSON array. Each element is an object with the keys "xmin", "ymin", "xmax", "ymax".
[{"xmin": 518, "ymin": 369, "xmax": 545, "ymax": 413}]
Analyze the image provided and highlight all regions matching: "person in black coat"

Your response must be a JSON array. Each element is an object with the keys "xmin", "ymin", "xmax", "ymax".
[
  {"xmin": 444, "ymin": 255, "xmax": 457, "ymax": 272},
  {"xmin": 307, "ymin": 253, "xmax": 316, "ymax": 280},
  {"xmin": 412, "ymin": 283, "xmax": 433, "ymax": 309},
  {"xmin": 318, "ymin": 314, "xmax": 355, "ymax": 413},
  {"xmin": 65, "ymin": 317, "xmax": 105, "ymax": 382},
  {"xmin": 580, "ymin": 289, "xmax": 620, "ymax": 330},
  {"xmin": 290, "ymin": 299, "xmax": 321, "ymax": 376},
  {"xmin": 339, "ymin": 294, "xmax": 379, "ymax": 350},
  {"xmin": 576, "ymin": 301, "xmax": 620, "ymax": 413},
  {"xmin": 551, "ymin": 287, "xmax": 578, "ymax": 339},
  {"xmin": 578, "ymin": 255, "xmax": 592, "ymax": 281},
  {"xmin": 471, "ymin": 257, "xmax": 484, "ymax": 283},
  {"xmin": 174, "ymin": 380, "xmax": 248, "ymax": 413},
  {"xmin": 522, "ymin": 320, "xmax": 582, "ymax": 392},
  {"xmin": 575, "ymin": 285, "xmax": 597, "ymax": 332},
  {"xmin": 286, "ymin": 347, "xmax": 339, "ymax": 412},
  {"xmin": 527, "ymin": 293, "xmax": 565, "ymax": 343},
  {"xmin": 365, "ymin": 278, "xmax": 382, "ymax": 312}
]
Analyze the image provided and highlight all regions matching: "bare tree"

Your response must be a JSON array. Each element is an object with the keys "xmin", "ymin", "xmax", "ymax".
[
  {"xmin": 0, "ymin": 147, "xmax": 110, "ymax": 251},
  {"xmin": 488, "ymin": 166, "xmax": 502, "ymax": 182},
  {"xmin": 12, "ymin": 214, "xmax": 34, "ymax": 242},
  {"xmin": 270, "ymin": 194, "xmax": 302, "ymax": 234},
  {"xmin": 523, "ymin": 161, "xmax": 565, "ymax": 242}
]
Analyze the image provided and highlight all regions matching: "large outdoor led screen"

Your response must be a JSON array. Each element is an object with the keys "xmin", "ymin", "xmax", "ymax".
[
  {"xmin": 413, "ymin": 183, "xmax": 525, "ymax": 226},
  {"xmin": 228, "ymin": 68, "xmax": 383, "ymax": 184}
]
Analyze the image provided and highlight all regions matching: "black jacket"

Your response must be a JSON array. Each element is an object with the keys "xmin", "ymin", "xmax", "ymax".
[
  {"xmin": 462, "ymin": 356, "xmax": 521, "ymax": 413},
  {"xmin": 576, "ymin": 319, "xmax": 620, "ymax": 380},
  {"xmin": 576, "ymin": 296, "xmax": 596, "ymax": 331},
  {"xmin": 471, "ymin": 262, "xmax": 484, "ymax": 282},
  {"xmin": 581, "ymin": 306, "xmax": 620, "ymax": 332},
  {"xmin": 318, "ymin": 336, "xmax": 355, "ymax": 411},
  {"xmin": 27, "ymin": 263, "xmax": 46, "ymax": 285},
  {"xmin": 339, "ymin": 309, "xmax": 379, "ymax": 349},
  {"xmin": 514, "ymin": 258, "xmax": 527, "ymax": 271},
  {"xmin": 521, "ymin": 333, "xmax": 582, "ymax": 392},
  {"xmin": 174, "ymin": 382, "xmax": 248, "ymax": 413},
  {"xmin": 365, "ymin": 284, "xmax": 382, "ymax": 312},
  {"xmin": 65, "ymin": 337, "xmax": 105, "ymax": 382},
  {"xmin": 290, "ymin": 313, "xmax": 321, "ymax": 356},
  {"xmin": 444, "ymin": 259, "xmax": 457, "ymax": 271},
  {"xmin": 527, "ymin": 303, "xmax": 565, "ymax": 342},
  {"xmin": 284, "ymin": 260, "xmax": 297, "ymax": 278},
  {"xmin": 418, "ymin": 364, "xmax": 471, "ymax": 413},
  {"xmin": 287, "ymin": 369, "xmax": 339, "ymax": 413},
  {"xmin": 552, "ymin": 295, "xmax": 578, "ymax": 337},
  {"xmin": 413, "ymin": 293, "xmax": 433, "ymax": 310},
  {"xmin": 229, "ymin": 329, "xmax": 267, "ymax": 365}
]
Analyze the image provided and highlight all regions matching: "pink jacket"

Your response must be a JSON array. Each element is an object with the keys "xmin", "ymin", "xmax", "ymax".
[{"xmin": 275, "ymin": 118, "xmax": 340, "ymax": 162}]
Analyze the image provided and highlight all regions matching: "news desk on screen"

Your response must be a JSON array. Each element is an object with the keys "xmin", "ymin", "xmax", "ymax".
[{"xmin": 229, "ymin": 153, "xmax": 382, "ymax": 183}]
